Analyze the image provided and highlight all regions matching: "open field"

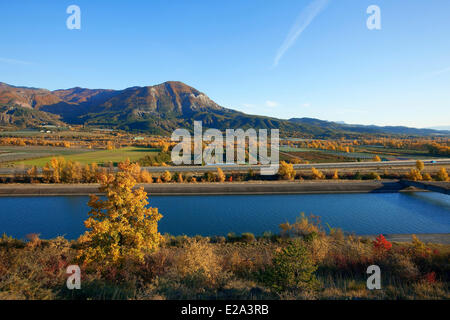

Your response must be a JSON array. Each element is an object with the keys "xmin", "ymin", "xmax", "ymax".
[
  {"xmin": 354, "ymin": 145, "xmax": 442, "ymax": 160},
  {"xmin": 6, "ymin": 146, "xmax": 159, "ymax": 167},
  {"xmin": 0, "ymin": 130, "xmax": 50, "ymax": 137},
  {"xmin": 0, "ymin": 130, "xmax": 113, "ymax": 138},
  {"xmin": 0, "ymin": 146, "xmax": 94, "ymax": 165},
  {"xmin": 280, "ymin": 146, "xmax": 447, "ymax": 162},
  {"xmin": 281, "ymin": 146, "xmax": 381, "ymax": 160},
  {"xmin": 280, "ymin": 151, "xmax": 354, "ymax": 163}
]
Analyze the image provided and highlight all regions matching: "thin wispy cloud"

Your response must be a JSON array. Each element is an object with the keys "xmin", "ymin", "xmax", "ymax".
[
  {"xmin": 427, "ymin": 66, "xmax": 450, "ymax": 77},
  {"xmin": 273, "ymin": 0, "xmax": 330, "ymax": 67},
  {"xmin": 0, "ymin": 57, "xmax": 33, "ymax": 65},
  {"xmin": 417, "ymin": 66, "xmax": 450, "ymax": 80},
  {"xmin": 265, "ymin": 100, "xmax": 279, "ymax": 107}
]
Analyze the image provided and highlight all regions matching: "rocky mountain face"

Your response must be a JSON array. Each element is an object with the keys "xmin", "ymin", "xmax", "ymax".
[{"xmin": 0, "ymin": 81, "xmax": 308, "ymax": 135}]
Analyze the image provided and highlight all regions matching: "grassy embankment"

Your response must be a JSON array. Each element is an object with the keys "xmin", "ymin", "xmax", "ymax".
[{"xmin": 1, "ymin": 225, "xmax": 448, "ymax": 300}]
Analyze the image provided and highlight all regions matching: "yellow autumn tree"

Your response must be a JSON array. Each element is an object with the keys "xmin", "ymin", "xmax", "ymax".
[
  {"xmin": 368, "ymin": 172, "xmax": 381, "ymax": 180},
  {"xmin": 82, "ymin": 164, "xmax": 92, "ymax": 182},
  {"xmin": 436, "ymin": 167, "xmax": 449, "ymax": 181},
  {"xmin": 106, "ymin": 141, "xmax": 115, "ymax": 150},
  {"xmin": 91, "ymin": 162, "xmax": 98, "ymax": 174},
  {"xmin": 408, "ymin": 169, "xmax": 422, "ymax": 181},
  {"xmin": 82, "ymin": 163, "xmax": 99, "ymax": 183},
  {"xmin": 216, "ymin": 168, "xmax": 226, "ymax": 182},
  {"xmin": 278, "ymin": 161, "xmax": 296, "ymax": 180},
  {"xmin": 139, "ymin": 170, "xmax": 153, "ymax": 183},
  {"xmin": 50, "ymin": 157, "xmax": 65, "ymax": 183},
  {"xmin": 42, "ymin": 163, "xmax": 52, "ymax": 183},
  {"xmin": 332, "ymin": 170, "xmax": 339, "ymax": 180},
  {"xmin": 77, "ymin": 160, "xmax": 163, "ymax": 268},
  {"xmin": 61, "ymin": 160, "xmax": 82, "ymax": 183},
  {"xmin": 27, "ymin": 166, "xmax": 38, "ymax": 181},
  {"xmin": 119, "ymin": 159, "xmax": 141, "ymax": 181},
  {"xmin": 311, "ymin": 167, "xmax": 325, "ymax": 180},
  {"xmin": 161, "ymin": 141, "xmax": 170, "ymax": 153},
  {"xmin": 415, "ymin": 160, "xmax": 424, "ymax": 172},
  {"xmin": 373, "ymin": 155, "xmax": 381, "ymax": 162},
  {"xmin": 162, "ymin": 170, "xmax": 172, "ymax": 182}
]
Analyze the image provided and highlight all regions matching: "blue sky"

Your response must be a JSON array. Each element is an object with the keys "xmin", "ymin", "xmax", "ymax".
[{"xmin": 0, "ymin": 0, "xmax": 449, "ymax": 127}]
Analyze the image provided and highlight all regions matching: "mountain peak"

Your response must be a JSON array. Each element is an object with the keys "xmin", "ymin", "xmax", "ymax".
[{"xmin": 149, "ymin": 81, "xmax": 201, "ymax": 94}]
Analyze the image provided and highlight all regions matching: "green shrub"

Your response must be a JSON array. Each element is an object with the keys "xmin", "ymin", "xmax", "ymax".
[
  {"xmin": 203, "ymin": 172, "xmax": 215, "ymax": 182},
  {"xmin": 279, "ymin": 213, "xmax": 322, "ymax": 238},
  {"xmin": 261, "ymin": 231, "xmax": 278, "ymax": 242},
  {"xmin": 0, "ymin": 233, "xmax": 25, "ymax": 249},
  {"xmin": 367, "ymin": 172, "xmax": 381, "ymax": 180},
  {"xmin": 211, "ymin": 236, "xmax": 226, "ymax": 244},
  {"xmin": 227, "ymin": 232, "xmax": 239, "ymax": 243},
  {"xmin": 354, "ymin": 172, "xmax": 362, "ymax": 180},
  {"xmin": 241, "ymin": 233, "xmax": 256, "ymax": 243},
  {"xmin": 261, "ymin": 240, "xmax": 318, "ymax": 293}
]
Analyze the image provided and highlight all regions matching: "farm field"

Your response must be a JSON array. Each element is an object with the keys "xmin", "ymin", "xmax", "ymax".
[
  {"xmin": 0, "ymin": 130, "xmax": 49, "ymax": 137},
  {"xmin": 280, "ymin": 146, "xmax": 445, "ymax": 162},
  {"xmin": 0, "ymin": 146, "xmax": 94, "ymax": 166},
  {"xmin": 6, "ymin": 146, "xmax": 159, "ymax": 167},
  {"xmin": 280, "ymin": 151, "xmax": 355, "ymax": 163},
  {"xmin": 354, "ymin": 145, "xmax": 441, "ymax": 160},
  {"xmin": 280, "ymin": 146, "xmax": 375, "ymax": 159},
  {"xmin": 0, "ymin": 129, "xmax": 130, "ymax": 139}
]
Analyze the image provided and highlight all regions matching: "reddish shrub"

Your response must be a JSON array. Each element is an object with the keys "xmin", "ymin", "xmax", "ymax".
[
  {"xmin": 424, "ymin": 271, "xmax": 437, "ymax": 284},
  {"xmin": 373, "ymin": 234, "xmax": 392, "ymax": 251}
]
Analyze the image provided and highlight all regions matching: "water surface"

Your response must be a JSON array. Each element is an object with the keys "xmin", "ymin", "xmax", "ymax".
[{"xmin": 0, "ymin": 192, "xmax": 449, "ymax": 239}]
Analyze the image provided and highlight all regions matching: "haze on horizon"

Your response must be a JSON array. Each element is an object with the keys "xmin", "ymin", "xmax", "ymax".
[{"xmin": 0, "ymin": 0, "xmax": 449, "ymax": 128}]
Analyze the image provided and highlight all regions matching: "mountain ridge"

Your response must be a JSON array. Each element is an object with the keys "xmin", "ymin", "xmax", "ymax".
[{"xmin": 0, "ymin": 81, "xmax": 448, "ymax": 137}]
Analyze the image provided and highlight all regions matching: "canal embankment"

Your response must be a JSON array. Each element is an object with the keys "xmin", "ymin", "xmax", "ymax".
[{"xmin": 0, "ymin": 179, "xmax": 442, "ymax": 196}]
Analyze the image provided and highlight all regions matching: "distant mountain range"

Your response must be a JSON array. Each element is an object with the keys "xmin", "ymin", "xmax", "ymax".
[{"xmin": 0, "ymin": 81, "xmax": 448, "ymax": 137}]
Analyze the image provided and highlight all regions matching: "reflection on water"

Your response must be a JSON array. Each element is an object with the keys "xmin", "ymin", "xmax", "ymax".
[
  {"xmin": 0, "ymin": 192, "xmax": 449, "ymax": 239},
  {"xmin": 404, "ymin": 192, "xmax": 450, "ymax": 210}
]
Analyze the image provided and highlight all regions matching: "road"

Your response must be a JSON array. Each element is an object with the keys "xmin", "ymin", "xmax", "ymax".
[{"xmin": 1, "ymin": 159, "xmax": 449, "ymax": 175}]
